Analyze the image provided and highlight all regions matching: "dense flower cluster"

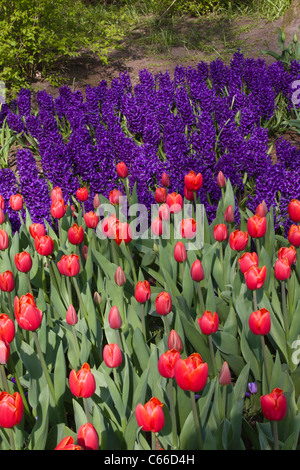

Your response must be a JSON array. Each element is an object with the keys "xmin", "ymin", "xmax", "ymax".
[{"xmin": 1, "ymin": 51, "xmax": 299, "ymax": 233}]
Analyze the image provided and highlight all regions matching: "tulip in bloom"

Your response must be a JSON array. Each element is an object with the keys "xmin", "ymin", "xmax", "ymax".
[
  {"xmin": 247, "ymin": 214, "xmax": 267, "ymax": 238},
  {"xmin": 229, "ymin": 229, "xmax": 249, "ymax": 251},
  {"xmin": 0, "ymin": 270, "xmax": 14, "ymax": 292},
  {"xmin": 174, "ymin": 353, "xmax": 208, "ymax": 392},
  {"xmin": 51, "ymin": 199, "xmax": 67, "ymax": 219},
  {"xmin": 166, "ymin": 192, "xmax": 183, "ymax": 214},
  {"xmin": 76, "ymin": 187, "xmax": 88, "ymax": 202},
  {"xmin": 35, "ymin": 235, "xmax": 54, "ymax": 256},
  {"xmin": 0, "ymin": 336, "xmax": 10, "ymax": 364},
  {"xmin": 14, "ymin": 293, "xmax": 43, "ymax": 331},
  {"xmin": 174, "ymin": 241, "xmax": 187, "ymax": 263},
  {"xmin": 84, "ymin": 211, "xmax": 99, "ymax": 229},
  {"xmin": 55, "ymin": 436, "xmax": 82, "ymax": 450},
  {"xmin": 249, "ymin": 308, "xmax": 271, "ymax": 335},
  {"xmin": 113, "ymin": 221, "xmax": 132, "ymax": 245},
  {"xmin": 15, "ymin": 251, "xmax": 32, "ymax": 273},
  {"xmin": 108, "ymin": 306, "xmax": 122, "ymax": 329},
  {"xmin": 190, "ymin": 259, "xmax": 204, "ymax": 282},
  {"xmin": 180, "ymin": 218, "xmax": 196, "ymax": 239},
  {"xmin": 0, "ymin": 391, "xmax": 23, "ymax": 428},
  {"xmin": 29, "ymin": 223, "xmax": 46, "ymax": 239},
  {"xmin": 151, "ymin": 217, "xmax": 163, "ymax": 236},
  {"xmin": 288, "ymin": 199, "xmax": 300, "ymax": 222},
  {"xmin": 155, "ymin": 187, "xmax": 167, "ymax": 204},
  {"xmin": 51, "ymin": 186, "xmax": 63, "ymax": 202},
  {"xmin": 116, "ymin": 161, "xmax": 128, "ymax": 178},
  {"xmin": 197, "ymin": 310, "xmax": 219, "ymax": 335},
  {"xmin": 238, "ymin": 252, "xmax": 259, "ymax": 274},
  {"xmin": 244, "ymin": 265, "xmax": 267, "ymax": 290},
  {"xmin": 158, "ymin": 203, "xmax": 170, "ymax": 221},
  {"xmin": 0, "ymin": 313, "xmax": 15, "ymax": 343},
  {"xmin": 68, "ymin": 223, "xmax": 84, "ymax": 245},
  {"xmin": 103, "ymin": 343, "xmax": 123, "ymax": 368},
  {"xmin": 9, "ymin": 194, "xmax": 23, "ymax": 211},
  {"xmin": 135, "ymin": 397, "xmax": 165, "ymax": 433},
  {"xmin": 184, "ymin": 171, "xmax": 203, "ymax": 191},
  {"xmin": 161, "ymin": 172, "xmax": 170, "ymax": 188},
  {"xmin": 66, "ymin": 305, "xmax": 78, "ymax": 326},
  {"xmin": 260, "ymin": 388, "xmax": 287, "ymax": 421},
  {"xmin": 213, "ymin": 223, "xmax": 228, "ymax": 242},
  {"xmin": 278, "ymin": 246, "xmax": 296, "ymax": 266},
  {"xmin": 135, "ymin": 280, "xmax": 151, "ymax": 303},
  {"xmin": 224, "ymin": 204, "xmax": 235, "ymax": 223},
  {"xmin": 255, "ymin": 201, "xmax": 268, "ymax": 218},
  {"xmin": 109, "ymin": 189, "xmax": 123, "ymax": 205},
  {"xmin": 168, "ymin": 329, "xmax": 183, "ymax": 353},
  {"xmin": 219, "ymin": 361, "xmax": 231, "ymax": 386},
  {"xmin": 274, "ymin": 257, "xmax": 291, "ymax": 281},
  {"xmin": 114, "ymin": 266, "xmax": 126, "ymax": 286},
  {"xmin": 69, "ymin": 363, "xmax": 96, "ymax": 398},
  {"xmin": 57, "ymin": 254, "xmax": 80, "ymax": 277},
  {"xmin": 77, "ymin": 423, "xmax": 99, "ymax": 450},
  {"xmin": 155, "ymin": 291, "xmax": 172, "ymax": 316},
  {"xmin": 157, "ymin": 349, "xmax": 181, "ymax": 378},
  {"xmin": 0, "ymin": 229, "xmax": 9, "ymax": 251},
  {"xmin": 288, "ymin": 225, "xmax": 300, "ymax": 247}
]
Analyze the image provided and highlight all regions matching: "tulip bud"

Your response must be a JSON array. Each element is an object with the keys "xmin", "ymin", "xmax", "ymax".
[
  {"xmin": 103, "ymin": 343, "xmax": 123, "ymax": 368},
  {"xmin": 77, "ymin": 423, "xmax": 99, "ymax": 451},
  {"xmin": 0, "ymin": 313, "xmax": 15, "ymax": 343},
  {"xmin": 174, "ymin": 241, "xmax": 187, "ymax": 263},
  {"xmin": 161, "ymin": 172, "xmax": 170, "ymax": 188},
  {"xmin": 288, "ymin": 224, "xmax": 300, "ymax": 247},
  {"xmin": 219, "ymin": 361, "xmax": 231, "ymax": 386},
  {"xmin": 51, "ymin": 199, "xmax": 67, "ymax": 219},
  {"xmin": 68, "ymin": 223, "xmax": 84, "ymax": 245},
  {"xmin": 180, "ymin": 218, "xmax": 196, "ymax": 239},
  {"xmin": 66, "ymin": 305, "xmax": 78, "ymax": 325},
  {"xmin": 82, "ymin": 245, "xmax": 88, "ymax": 260},
  {"xmin": 255, "ymin": 200, "xmax": 268, "ymax": 218},
  {"xmin": 108, "ymin": 306, "xmax": 122, "ymax": 329},
  {"xmin": 151, "ymin": 217, "xmax": 163, "ymax": 236},
  {"xmin": 155, "ymin": 291, "xmax": 172, "ymax": 316},
  {"xmin": 93, "ymin": 292, "xmax": 102, "ymax": 306},
  {"xmin": 217, "ymin": 171, "xmax": 226, "ymax": 188},
  {"xmin": 114, "ymin": 266, "xmax": 126, "ymax": 286},
  {"xmin": 260, "ymin": 388, "xmax": 287, "ymax": 421},
  {"xmin": 238, "ymin": 252, "xmax": 259, "ymax": 274},
  {"xmin": 0, "ymin": 336, "xmax": 10, "ymax": 364},
  {"xmin": 69, "ymin": 363, "xmax": 96, "ymax": 398},
  {"xmin": 135, "ymin": 280, "xmax": 151, "ymax": 303},
  {"xmin": 51, "ymin": 186, "xmax": 63, "ymax": 202},
  {"xmin": 9, "ymin": 194, "xmax": 23, "ymax": 211},
  {"xmin": 158, "ymin": 203, "xmax": 170, "ymax": 221},
  {"xmin": 76, "ymin": 187, "xmax": 88, "ymax": 202},
  {"xmin": 116, "ymin": 161, "xmax": 128, "ymax": 179},
  {"xmin": 197, "ymin": 310, "xmax": 219, "ymax": 335},
  {"xmin": 166, "ymin": 192, "xmax": 183, "ymax": 214},
  {"xmin": 84, "ymin": 211, "xmax": 100, "ymax": 229},
  {"xmin": 213, "ymin": 223, "xmax": 228, "ymax": 242},
  {"xmin": 274, "ymin": 257, "xmax": 291, "ymax": 281},
  {"xmin": 184, "ymin": 186, "xmax": 194, "ymax": 201},
  {"xmin": 29, "ymin": 223, "xmax": 46, "ymax": 239},
  {"xmin": 288, "ymin": 199, "xmax": 300, "ymax": 222},
  {"xmin": 93, "ymin": 193, "xmax": 101, "ymax": 209},
  {"xmin": 0, "ymin": 391, "xmax": 23, "ymax": 428},
  {"xmin": 0, "ymin": 208, "xmax": 5, "ymax": 224},
  {"xmin": 15, "ymin": 251, "xmax": 32, "ymax": 273},
  {"xmin": 0, "ymin": 270, "xmax": 14, "ymax": 292},
  {"xmin": 168, "ymin": 329, "xmax": 183, "ymax": 353},
  {"xmin": 224, "ymin": 204, "xmax": 235, "ymax": 223},
  {"xmin": 278, "ymin": 246, "xmax": 296, "ymax": 266},
  {"xmin": 190, "ymin": 259, "xmax": 204, "ymax": 282},
  {"xmin": 0, "ymin": 195, "xmax": 4, "ymax": 210},
  {"xmin": 249, "ymin": 308, "xmax": 271, "ymax": 335},
  {"xmin": 0, "ymin": 229, "xmax": 9, "ymax": 251}
]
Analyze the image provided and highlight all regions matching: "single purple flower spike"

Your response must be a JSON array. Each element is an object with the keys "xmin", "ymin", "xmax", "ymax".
[{"xmin": 248, "ymin": 382, "xmax": 257, "ymax": 394}]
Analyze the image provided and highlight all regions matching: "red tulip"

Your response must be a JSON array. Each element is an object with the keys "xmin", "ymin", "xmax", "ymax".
[
  {"xmin": 197, "ymin": 310, "xmax": 219, "ymax": 335},
  {"xmin": 51, "ymin": 199, "xmax": 67, "ymax": 219},
  {"xmin": 29, "ymin": 223, "xmax": 46, "ymax": 239},
  {"xmin": 158, "ymin": 203, "xmax": 170, "ymax": 221},
  {"xmin": 288, "ymin": 225, "xmax": 300, "ymax": 247},
  {"xmin": 101, "ymin": 215, "xmax": 118, "ymax": 238},
  {"xmin": 93, "ymin": 193, "xmax": 101, "ymax": 210},
  {"xmin": 0, "ymin": 313, "xmax": 15, "ymax": 343},
  {"xmin": 155, "ymin": 187, "xmax": 167, "ymax": 204},
  {"xmin": 135, "ymin": 397, "xmax": 165, "ymax": 433},
  {"xmin": 249, "ymin": 308, "xmax": 271, "ymax": 335},
  {"xmin": 213, "ymin": 223, "xmax": 228, "ymax": 242},
  {"xmin": 0, "ymin": 391, "xmax": 23, "ymax": 428},
  {"xmin": 255, "ymin": 201, "xmax": 268, "ymax": 218},
  {"xmin": 0, "ymin": 195, "xmax": 4, "ymax": 210},
  {"xmin": 108, "ymin": 306, "xmax": 122, "ymax": 329},
  {"xmin": 166, "ymin": 192, "xmax": 183, "ymax": 214},
  {"xmin": 217, "ymin": 171, "xmax": 226, "ymax": 188},
  {"xmin": 219, "ymin": 361, "xmax": 231, "ymax": 386},
  {"xmin": 0, "ymin": 229, "xmax": 9, "ymax": 251},
  {"xmin": 66, "ymin": 305, "xmax": 78, "ymax": 326},
  {"xmin": 135, "ymin": 280, "xmax": 151, "ymax": 303},
  {"xmin": 0, "ymin": 208, "xmax": 5, "ymax": 224},
  {"xmin": 274, "ymin": 257, "xmax": 291, "ymax": 281},
  {"xmin": 113, "ymin": 221, "xmax": 132, "ymax": 245},
  {"xmin": 76, "ymin": 187, "xmax": 88, "ymax": 202},
  {"xmin": 14, "ymin": 251, "xmax": 32, "ymax": 273},
  {"xmin": 151, "ymin": 217, "xmax": 163, "ymax": 236},
  {"xmin": 69, "ymin": 363, "xmax": 96, "ymax": 398},
  {"xmin": 161, "ymin": 172, "xmax": 170, "ymax": 188},
  {"xmin": 229, "ymin": 229, "xmax": 249, "ymax": 251},
  {"xmin": 238, "ymin": 252, "xmax": 259, "ymax": 274},
  {"xmin": 114, "ymin": 266, "xmax": 126, "ymax": 286},
  {"xmin": 9, "ymin": 194, "xmax": 23, "ymax": 211},
  {"xmin": 57, "ymin": 254, "xmax": 80, "ymax": 277},
  {"xmin": 68, "ymin": 223, "xmax": 84, "ymax": 245},
  {"xmin": 184, "ymin": 171, "xmax": 203, "ymax": 191},
  {"xmin": 77, "ymin": 423, "xmax": 99, "ymax": 451},
  {"xmin": 224, "ymin": 204, "xmax": 235, "ymax": 223},
  {"xmin": 157, "ymin": 349, "xmax": 181, "ymax": 378},
  {"xmin": 247, "ymin": 214, "xmax": 267, "ymax": 238},
  {"xmin": 103, "ymin": 343, "xmax": 123, "ymax": 368},
  {"xmin": 184, "ymin": 186, "xmax": 195, "ymax": 201},
  {"xmin": 155, "ymin": 291, "xmax": 172, "ymax": 316},
  {"xmin": 174, "ymin": 241, "xmax": 187, "ymax": 263},
  {"xmin": 288, "ymin": 199, "xmax": 300, "ymax": 222},
  {"xmin": 174, "ymin": 353, "xmax": 208, "ymax": 392},
  {"xmin": 190, "ymin": 259, "xmax": 204, "ymax": 282},
  {"xmin": 35, "ymin": 235, "xmax": 54, "ymax": 256},
  {"xmin": 82, "ymin": 245, "xmax": 88, "ymax": 260},
  {"xmin": 109, "ymin": 189, "xmax": 123, "ymax": 205},
  {"xmin": 0, "ymin": 336, "xmax": 10, "ymax": 364},
  {"xmin": 260, "ymin": 388, "xmax": 287, "ymax": 421},
  {"xmin": 0, "ymin": 271, "xmax": 14, "ymax": 292},
  {"xmin": 180, "ymin": 218, "xmax": 196, "ymax": 239},
  {"xmin": 55, "ymin": 436, "xmax": 82, "ymax": 450},
  {"xmin": 84, "ymin": 211, "xmax": 99, "ymax": 229},
  {"xmin": 116, "ymin": 161, "xmax": 128, "ymax": 179},
  {"xmin": 168, "ymin": 329, "xmax": 183, "ymax": 353},
  {"xmin": 278, "ymin": 246, "xmax": 296, "ymax": 266},
  {"xmin": 14, "ymin": 293, "xmax": 43, "ymax": 331},
  {"xmin": 244, "ymin": 265, "xmax": 267, "ymax": 290},
  {"xmin": 51, "ymin": 186, "xmax": 63, "ymax": 202}
]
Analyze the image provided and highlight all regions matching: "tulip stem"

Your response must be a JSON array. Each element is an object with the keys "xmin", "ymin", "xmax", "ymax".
[
  {"xmin": 253, "ymin": 290, "xmax": 258, "ymax": 311},
  {"xmin": 140, "ymin": 303, "xmax": 146, "ymax": 341},
  {"xmin": 72, "ymin": 325, "xmax": 81, "ymax": 366},
  {"xmin": 8, "ymin": 356, "xmax": 33, "ymax": 425},
  {"xmin": 219, "ymin": 241, "xmax": 223, "ymax": 271},
  {"xmin": 168, "ymin": 378, "xmax": 178, "ymax": 449},
  {"xmin": 6, "ymin": 292, "xmax": 14, "ymax": 321},
  {"xmin": 208, "ymin": 335, "xmax": 217, "ymax": 377},
  {"xmin": 32, "ymin": 331, "xmax": 57, "ymax": 407},
  {"xmin": 163, "ymin": 316, "xmax": 170, "ymax": 338},
  {"xmin": 72, "ymin": 277, "xmax": 89, "ymax": 325},
  {"xmin": 83, "ymin": 397, "xmax": 90, "ymax": 422},
  {"xmin": 272, "ymin": 421, "xmax": 279, "ymax": 450},
  {"xmin": 25, "ymin": 272, "xmax": 33, "ymax": 296},
  {"xmin": 190, "ymin": 391, "xmax": 203, "ymax": 449},
  {"xmin": 0, "ymin": 364, "xmax": 10, "ymax": 392},
  {"xmin": 260, "ymin": 335, "xmax": 270, "ymax": 393},
  {"xmin": 8, "ymin": 428, "xmax": 16, "ymax": 451},
  {"xmin": 151, "ymin": 431, "xmax": 157, "ymax": 451},
  {"xmin": 66, "ymin": 277, "xmax": 72, "ymax": 306},
  {"xmin": 197, "ymin": 283, "xmax": 205, "ymax": 314},
  {"xmin": 126, "ymin": 244, "xmax": 138, "ymax": 285},
  {"xmin": 281, "ymin": 281, "xmax": 289, "ymax": 341}
]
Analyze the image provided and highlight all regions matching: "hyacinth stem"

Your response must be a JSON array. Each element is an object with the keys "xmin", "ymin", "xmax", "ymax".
[
  {"xmin": 190, "ymin": 391, "xmax": 203, "ymax": 449},
  {"xmin": 260, "ymin": 335, "xmax": 270, "ymax": 393},
  {"xmin": 272, "ymin": 421, "xmax": 279, "ymax": 450},
  {"xmin": 32, "ymin": 331, "xmax": 57, "ymax": 407},
  {"xmin": 168, "ymin": 378, "xmax": 178, "ymax": 449},
  {"xmin": 208, "ymin": 335, "xmax": 217, "ymax": 377}
]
